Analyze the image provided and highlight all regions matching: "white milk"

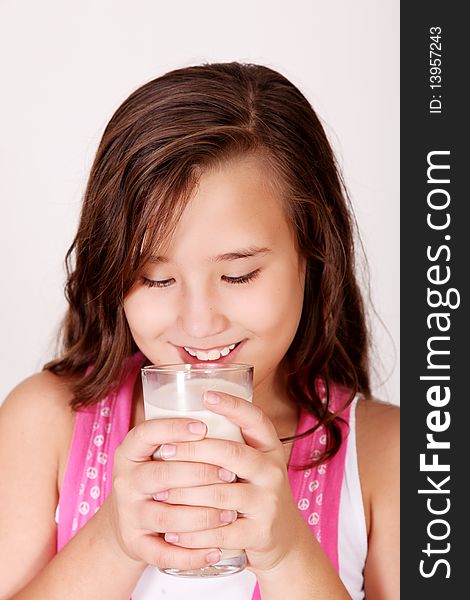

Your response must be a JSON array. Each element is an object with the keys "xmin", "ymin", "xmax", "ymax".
[
  {"xmin": 143, "ymin": 378, "xmax": 252, "ymax": 442},
  {"xmin": 143, "ymin": 377, "xmax": 252, "ymax": 562},
  {"xmin": 144, "ymin": 405, "xmax": 246, "ymax": 443}
]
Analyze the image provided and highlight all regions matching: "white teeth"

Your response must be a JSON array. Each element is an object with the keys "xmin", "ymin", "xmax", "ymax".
[{"xmin": 183, "ymin": 343, "xmax": 238, "ymax": 361}]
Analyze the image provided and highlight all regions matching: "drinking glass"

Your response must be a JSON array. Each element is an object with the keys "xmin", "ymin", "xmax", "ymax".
[{"xmin": 141, "ymin": 362, "xmax": 253, "ymax": 577}]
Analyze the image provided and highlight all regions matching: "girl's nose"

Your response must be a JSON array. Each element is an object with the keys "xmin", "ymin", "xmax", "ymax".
[{"xmin": 177, "ymin": 287, "xmax": 229, "ymax": 340}]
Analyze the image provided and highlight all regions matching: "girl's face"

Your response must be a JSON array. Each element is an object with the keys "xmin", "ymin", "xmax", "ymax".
[{"xmin": 124, "ymin": 155, "xmax": 306, "ymax": 395}]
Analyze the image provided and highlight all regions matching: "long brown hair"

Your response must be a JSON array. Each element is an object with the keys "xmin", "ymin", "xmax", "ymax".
[{"xmin": 45, "ymin": 62, "xmax": 371, "ymax": 466}]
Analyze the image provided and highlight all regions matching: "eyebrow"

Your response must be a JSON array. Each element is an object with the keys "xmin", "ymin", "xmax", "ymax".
[{"xmin": 149, "ymin": 246, "xmax": 272, "ymax": 264}]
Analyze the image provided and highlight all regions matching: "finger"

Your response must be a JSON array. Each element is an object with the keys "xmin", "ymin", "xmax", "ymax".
[
  {"xmin": 156, "ymin": 482, "xmax": 255, "ymax": 513},
  {"xmin": 164, "ymin": 518, "xmax": 254, "ymax": 552},
  {"xmin": 120, "ymin": 418, "xmax": 208, "ymax": 462},
  {"xmin": 138, "ymin": 498, "xmax": 238, "ymax": 533},
  {"xmin": 133, "ymin": 459, "xmax": 236, "ymax": 495},
  {"xmin": 137, "ymin": 534, "xmax": 222, "ymax": 569},
  {"xmin": 203, "ymin": 391, "xmax": 280, "ymax": 451},
  {"xmin": 158, "ymin": 438, "xmax": 263, "ymax": 481}
]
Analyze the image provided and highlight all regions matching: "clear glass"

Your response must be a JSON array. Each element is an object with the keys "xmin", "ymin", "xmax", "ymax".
[{"xmin": 141, "ymin": 362, "xmax": 254, "ymax": 578}]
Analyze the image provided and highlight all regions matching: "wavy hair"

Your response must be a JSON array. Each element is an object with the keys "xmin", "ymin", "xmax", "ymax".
[{"xmin": 45, "ymin": 62, "xmax": 371, "ymax": 466}]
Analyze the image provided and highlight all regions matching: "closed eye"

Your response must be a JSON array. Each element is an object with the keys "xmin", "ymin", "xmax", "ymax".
[
  {"xmin": 141, "ymin": 269, "xmax": 260, "ymax": 289},
  {"xmin": 141, "ymin": 277, "xmax": 175, "ymax": 289},
  {"xmin": 222, "ymin": 269, "xmax": 261, "ymax": 284}
]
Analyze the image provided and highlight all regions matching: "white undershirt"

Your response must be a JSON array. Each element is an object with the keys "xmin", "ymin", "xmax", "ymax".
[{"xmin": 133, "ymin": 396, "xmax": 367, "ymax": 599}]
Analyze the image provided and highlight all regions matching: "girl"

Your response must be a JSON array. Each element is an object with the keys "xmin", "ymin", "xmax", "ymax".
[{"xmin": 0, "ymin": 62, "xmax": 399, "ymax": 599}]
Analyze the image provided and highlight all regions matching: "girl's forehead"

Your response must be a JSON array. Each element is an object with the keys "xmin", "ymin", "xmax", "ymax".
[
  {"xmin": 139, "ymin": 154, "xmax": 300, "ymax": 268},
  {"xmin": 166, "ymin": 159, "xmax": 293, "ymax": 254}
]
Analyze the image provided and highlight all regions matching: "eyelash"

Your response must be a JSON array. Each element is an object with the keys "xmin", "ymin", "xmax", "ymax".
[{"xmin": 141, "ymin": 269, "xmax": 261, "ymax": 289}]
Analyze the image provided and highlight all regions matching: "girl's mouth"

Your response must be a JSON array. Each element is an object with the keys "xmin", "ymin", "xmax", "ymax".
[{"xmin": 177, "ymin": 340, "xmax": 245, "ymax": 364}]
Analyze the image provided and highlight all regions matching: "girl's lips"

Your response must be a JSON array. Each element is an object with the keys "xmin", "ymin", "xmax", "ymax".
[{"xmin": 176, "ymin": 340, "xmax": 246, "ymax": 364}]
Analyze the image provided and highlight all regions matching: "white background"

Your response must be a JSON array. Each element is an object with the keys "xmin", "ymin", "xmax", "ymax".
[{"xmin": 0, "ymin": 0, "xmax": 399, "ymax": 405}]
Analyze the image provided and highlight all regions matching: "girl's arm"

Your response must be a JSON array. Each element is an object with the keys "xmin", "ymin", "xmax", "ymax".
[
  {"xmin": 357, "ymin": 399, "xmax": 400, "ymax": 599},
  {"xmin": 0, "ymin": 371, "xmax": 233, "ymax": 600},
  {"xmin": 0, "ymin": 372, "xmax": 146, "ymax": 600},
  {"xmin": 10, "ymin": 496, "xmax": 146, "ymax": 600},
  {"xmin": 255, "ymin": 398, "xmax": 400, "ymax": 600},
  {"xmin": 253, "ymin": 529, "xmax": 351, "ymax": 599}
]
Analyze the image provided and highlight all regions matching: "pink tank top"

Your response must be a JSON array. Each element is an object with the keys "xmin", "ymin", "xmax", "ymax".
[{"xmin": 57, "ymin": 354, "xmax": 352, "ymax": 599}]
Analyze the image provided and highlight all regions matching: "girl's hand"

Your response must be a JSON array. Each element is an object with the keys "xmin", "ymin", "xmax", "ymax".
[
  {"xmin": 109, "ymin": 417, "xmax": 238, "ymax": 570},
  {"xmin": 156, "ymin": 391, "xmax": 312, "ymax": 573}
]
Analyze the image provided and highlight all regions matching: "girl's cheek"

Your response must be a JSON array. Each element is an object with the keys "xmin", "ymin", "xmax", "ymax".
[{"xmin": 124, "ymin": 289, "xmax": 173, "ymax": 334}]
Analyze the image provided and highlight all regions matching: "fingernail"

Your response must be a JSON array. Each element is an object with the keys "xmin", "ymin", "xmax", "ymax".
[
  {"xmin": 220, "ymin": 510, "xmax": 237, "ymax": 523},
  {"xmin": 206, "ymin": 550, "xmax": 221, "ymax": 564},
  {"xmin": 152, "ymin": 446, "xmax": 163, "ymax": 460},
  {"xmin": 188, "ymin": 421, "xmax": 206, "ymax": 435},
  {"xmin": 154, "ymin": 490, "xmax": 169, "ymax": 501},
  {"xmin": 205, "ymin": 392, "xmax": 220, "ymax": 404},
  {"xmin": 165, "ymin": 532, "xmax": 179, "ymax": 543},
  {"xmin": 219, "ymin": 468, "xmax": 237, "ymax": 482},
  {"xmin": 160, "ymin": 444, "xmax": 176, "ymax": 458}
]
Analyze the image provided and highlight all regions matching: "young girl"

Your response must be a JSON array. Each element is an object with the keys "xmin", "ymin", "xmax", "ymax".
[{"xmin": 0, "ymin": 62, "xmax": 399, "ymax": 599}]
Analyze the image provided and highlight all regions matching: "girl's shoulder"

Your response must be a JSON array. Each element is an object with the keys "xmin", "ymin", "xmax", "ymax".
[
  {"xmin": 0, "ymin": 370, "xmax": 80, "ymax": 491},
  {"xmin": 355, "ymin": 396, "xmax": 399, "ymax": 478},
  {"xmin": 355, "ymin": 395, "xmax": 399, "ymax": 453},
  {"xmin": 355, "ymin": 396, "xmax": 399, "ymax": 522},
  {"xmin": 355, "ymin": 397, "xmax": 400, "ymax": 592},
  {"xmin": 0, "ymin": 370, "xmax": 81, "ymax": 593},
  {"xmin": 1, "ymin": 368, "xmax": 78, "ymax": 425}
]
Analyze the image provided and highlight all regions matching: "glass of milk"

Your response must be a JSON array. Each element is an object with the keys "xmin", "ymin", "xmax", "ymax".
[{"xmin": 141, "ymin": 362, "xmax": 253, "ymax": 578}]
